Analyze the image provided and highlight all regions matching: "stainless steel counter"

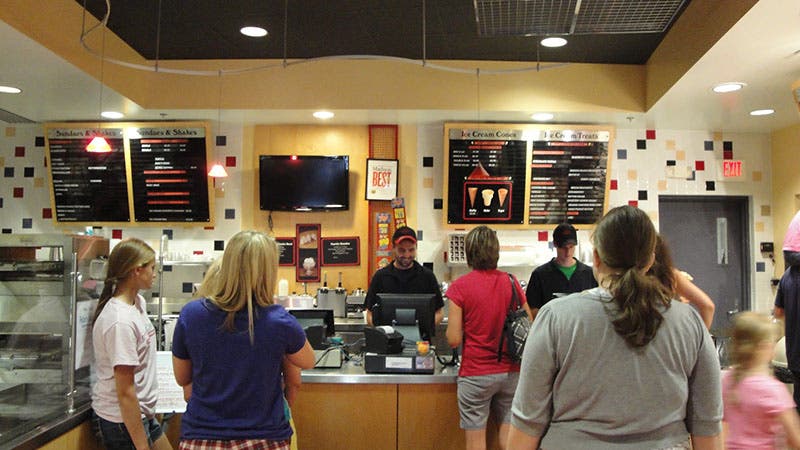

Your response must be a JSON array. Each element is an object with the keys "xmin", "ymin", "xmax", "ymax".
[{"xmin": 301, "ymin": 357, "xmax": 459, "ymax": 384}]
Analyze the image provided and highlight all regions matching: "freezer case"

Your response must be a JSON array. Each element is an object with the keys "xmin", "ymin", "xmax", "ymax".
[{"xmin": 0, "ymin": 234, "xmax": 108, "ymax": 445}]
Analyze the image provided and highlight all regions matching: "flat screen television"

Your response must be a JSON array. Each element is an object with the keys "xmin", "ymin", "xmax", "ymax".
[
  {"xmin": 372, "ymin": 293, "xmax": 437, "ymax": 343},
  {"xmin": 259, "ymin": 155, "xmax": 349, "ymax": 212}
]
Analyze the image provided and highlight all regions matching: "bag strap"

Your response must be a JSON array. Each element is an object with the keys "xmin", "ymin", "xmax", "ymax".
[{"xmin": 498, "ymin": 272, "xmax": 520, "ymax": 362}]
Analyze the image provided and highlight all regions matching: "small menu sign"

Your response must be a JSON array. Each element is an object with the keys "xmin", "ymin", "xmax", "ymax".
[
  {"xmin": 322, "ymin": 237, "xmax": 360, "ymax": 266},
  {"xmin": 46, "ymin": 128, "xmax": 130, "ymax": 223},
  {"xmin": 276, "ymin": 238, "xmax": 296, "ymax": 266}
]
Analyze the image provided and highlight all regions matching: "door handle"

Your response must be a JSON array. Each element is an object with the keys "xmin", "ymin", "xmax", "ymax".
[
  {"xmin": 727, "ymin": 308, "xmax": 739, "ymax": 317},
  {"xmin": 717, "ymin": 218, "xmax": 728, "ymax": 265}
]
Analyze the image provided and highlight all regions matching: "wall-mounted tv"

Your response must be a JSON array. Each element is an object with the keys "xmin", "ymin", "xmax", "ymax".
[{"xmin": 259, "ymin": 155, "xmax": 349, "ymax": 212}]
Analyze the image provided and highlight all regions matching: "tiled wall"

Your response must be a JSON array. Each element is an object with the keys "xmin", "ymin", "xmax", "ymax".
[{"xmin": 414, "ymin": 125, "xmax": 776, "ymax": 313}]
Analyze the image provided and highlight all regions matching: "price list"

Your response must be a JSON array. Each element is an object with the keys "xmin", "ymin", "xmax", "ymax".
[
  {"xmin": 446, "ymin": 128, "xmax": 527, "ymax": 224},
  {"xmin": 528, "ymin": 130, "xmax": 609, "ymax": 225},
  {"xmin": 129, "ymin": 127, "xmax": 210, "ymax": 222},
  {"xmin": 47, "ymin": 128, "xmax": 130, "ymax": 222}
]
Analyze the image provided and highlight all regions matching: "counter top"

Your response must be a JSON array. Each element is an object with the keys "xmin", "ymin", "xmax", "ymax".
[{"xmin": 301, "ymin": 357, "xmax": 459, "ymax": 384}]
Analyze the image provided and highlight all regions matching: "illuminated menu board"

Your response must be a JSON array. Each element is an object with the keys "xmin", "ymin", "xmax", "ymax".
[
  {"xmin": 446, "ymin": 128, "xmax": 527, "ymax": 225},
  {"xmin": 444, "ymin": 124, "xmax": 611, "ymax": 228},
  {"xmin": 45, "ymin": 122, "xmax": 212, "ymax": 225},
  {"xmin": 46, "ymin": 128, "xmax": 130, "ymax": 222},
  {"xmin": 129, "ymin": 127, "xmax": 210, "ymax": 222}
]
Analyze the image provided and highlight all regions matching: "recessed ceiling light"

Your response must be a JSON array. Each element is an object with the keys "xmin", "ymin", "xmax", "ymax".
[
  {"xmin": 749, "ymin": 109, "xmax": 774, "ymax": 116},
  {"xmin": 712, "ymin": 82, "xmax": 746, "ymax": 93},
  {"xmin": 101, "ymin": 111, "xmax": 124, "ymax": 119},
  {"xmin": 240, "ymin": 26, "xmax": 268, "ymax": 37},
  {"xmin": 540, "ymin": 37, "xmax": 567, "ymax": 48},
  {"xmin": 313, "ymin": 111, "xmax": 334, "ymax": 120},
  {"xmin": 531, "ymin": 112, "xmax": 554, "ymax": 121},
  {"xmin": 0, "ymin": 85, "xmax": 22, "ymax": 94}
]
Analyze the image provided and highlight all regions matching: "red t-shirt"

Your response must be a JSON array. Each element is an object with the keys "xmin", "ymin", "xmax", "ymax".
[{"xmin": 446, "ymin": 269, "xmax": 524, "ymax": 376}]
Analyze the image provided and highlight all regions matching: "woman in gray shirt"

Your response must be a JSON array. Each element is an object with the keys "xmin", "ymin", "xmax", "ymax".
[{"xmin": 508, "ymin": 205, "xmax": 722, "ymax": 449}]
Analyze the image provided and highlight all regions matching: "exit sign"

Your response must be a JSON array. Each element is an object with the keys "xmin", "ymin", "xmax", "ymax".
[{"xmin": 723, "ymin": 160, "xmax": 743, "ymax": 177}]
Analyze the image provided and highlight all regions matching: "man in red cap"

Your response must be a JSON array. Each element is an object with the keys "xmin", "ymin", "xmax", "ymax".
[
  {"xmin": 525, "ymin": 223, "xmax": 597, "ymax": 320},
  {"xmin": 364, "ymin": 226, "xmax": 444, "ymax": 326}
]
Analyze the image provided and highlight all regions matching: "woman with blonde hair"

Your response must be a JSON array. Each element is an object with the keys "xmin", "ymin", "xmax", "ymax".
[
  {"xmin": 508, "ymin": 205, "xmax": 722, "ymax": 449},
  {"xmin": 172, "ymin": 231, "xmax": 314, "ymax": 450},
  {"xmin": 91, "ymin": 238, "xmax": 172, "ymax": 450},
  {"xmin": 722, "ymin": 311, "xmax": 800, "ymax": 449}
]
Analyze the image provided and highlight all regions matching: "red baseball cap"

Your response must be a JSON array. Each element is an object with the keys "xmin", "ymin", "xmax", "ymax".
[{"xmin": 392, "ymin": 226, "xmax": 417, "ymax": 245}]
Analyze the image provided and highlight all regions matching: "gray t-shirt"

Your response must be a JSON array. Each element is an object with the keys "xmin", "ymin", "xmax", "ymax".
[{"xmin": 511, "ymin": 287, "xmax": 722, "ymax": 449}]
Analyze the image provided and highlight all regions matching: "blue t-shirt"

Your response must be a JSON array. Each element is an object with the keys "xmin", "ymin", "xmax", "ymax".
[{"xmin": 172, "ymin": 298, "xmax": 306, "ymax": 440}]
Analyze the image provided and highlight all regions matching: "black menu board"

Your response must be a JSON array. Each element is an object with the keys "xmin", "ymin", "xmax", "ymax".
[
  {"xmin": 322, "ymin": 237, "xmax": 360, "ymax": 266},
  {"xmin": 46, "ymin": 128, "xmax": 130, "ymax": 222},
  {"xmin": 276, "ymin": 238, "xmax": 296, "ymax": 266},
  {"xmin": 129, "ymin": 127, "xmax": 210, "ymax": 222},
  {"xmin": 446, "ymin": 128, "xmax": 527, "ymax": 225},
  {"xmin": 528, "ymin": 130, "xmax": 609, "ymax": 225}
]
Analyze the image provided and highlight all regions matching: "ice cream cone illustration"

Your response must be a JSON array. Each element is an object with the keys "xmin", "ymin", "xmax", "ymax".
[
  {"xmin": 467, "ymin": 187, "xmax": 478, "ymax": 208},
  {"xmin": 497, "ymin": 188, "xmax": 508, "ymax": 207},
  {"xmin": 481, "ymin": 189, "xmax": 494, "ymax": 207}
]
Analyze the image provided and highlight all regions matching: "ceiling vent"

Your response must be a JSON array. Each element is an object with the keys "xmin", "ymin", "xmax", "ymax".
[
  {"xmin": 0, "ymin": 108, "xmax": 36, "ymax": 124},
  {"xmin": 475, "ymin": 0, "xmax": 689, "ymax": 36}
]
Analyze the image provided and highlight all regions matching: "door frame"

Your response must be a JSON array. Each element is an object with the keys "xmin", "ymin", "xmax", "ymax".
[{"xmin": 658, "ymin": 195, "xmax": 752, "ymax": 316}]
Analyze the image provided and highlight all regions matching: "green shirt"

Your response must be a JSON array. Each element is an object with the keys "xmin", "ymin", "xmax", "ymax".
[{"xmin": 557, "ymin": 262, "xmax": 577, "ymax": 280}]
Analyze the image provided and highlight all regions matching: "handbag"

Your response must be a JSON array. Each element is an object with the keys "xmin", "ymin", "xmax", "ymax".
[{"xmin": 497, "ymin": 273, "xmax": 531, "ymax": 362}]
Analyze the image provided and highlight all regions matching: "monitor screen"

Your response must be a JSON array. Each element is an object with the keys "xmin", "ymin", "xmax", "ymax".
[
  {"xmin": 259, "ymin": 155, "xmax": 349, "ymax": 211},
  {"xmin": 288, "ymin": 308, "xmax": 335, "ymax": 337},
  {"xmin": 372, "ymin": 293, "xmax": 437, "ymax": 343}
]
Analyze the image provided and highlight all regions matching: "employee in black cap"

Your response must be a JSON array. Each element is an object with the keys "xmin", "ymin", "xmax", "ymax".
[
  {"xmin": 364, "ymin": 226, "xmax": 445, "ymax": 326},
  {"xmin": 525, "ymin": 223, "xmax": 597, "ymax": 320}
]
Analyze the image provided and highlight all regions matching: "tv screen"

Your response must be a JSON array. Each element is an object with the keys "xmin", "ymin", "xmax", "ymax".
[
  {"xmin": 372, "ymin": 293, "xmax": 437, "ymax": 343},
  {"xmin": 259, "ymin": 155, "xmax": 349, "ymax": 211}
]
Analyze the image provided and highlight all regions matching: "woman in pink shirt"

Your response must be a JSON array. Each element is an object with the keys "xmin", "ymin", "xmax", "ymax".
[{"xmin": 723, "ymin": 311, "xmax": 800, "ymax": 449}]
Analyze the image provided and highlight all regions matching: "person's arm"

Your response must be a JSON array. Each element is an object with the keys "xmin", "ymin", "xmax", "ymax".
[
  {"xmin": 690, "ymin": 434, "xmax": 722, "ymax": 450},
  {"xmin": 182, "ymin": 384, "xmax": 192, "ymax": 403},
  {"xmin": 445, "ymin": 302, "xmax": 463, "ymax": 349},
  {"xmin": 778, "ymin": 408, "xmax": 800, "ymax": 448},
  {"xmin": 172, "ymin": 356, "xmax": 192, "ymax": 387},
  {"xmin": 114, "ymin": 365, "xmax": 150, "ymax": 450},
  {"xmin": 506, "ymin": 426, "xmax": 541, "ymax": 450},
  {"xmin": 434, "ymin": 308, "xmax": 444, "ymax": 326},
  {"xmin": 775, "ymin": 306, "xmax": 785, "ymax": 319},
  {"xmin": 287, "ymin": 340, "xmax": 316, "ymax": 370},
  {"xmin": 674, "ymin": 269, "xmax": 715, "ymax": 329},
  {"xmin": 282, "ymin": 358, "xmax": 303, "ymax": 408}
]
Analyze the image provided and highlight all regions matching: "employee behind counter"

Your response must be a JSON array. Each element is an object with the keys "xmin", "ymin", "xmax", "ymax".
[{"xmin": 363, "ymin": 226, "xmax": 445, "ymax": 327}]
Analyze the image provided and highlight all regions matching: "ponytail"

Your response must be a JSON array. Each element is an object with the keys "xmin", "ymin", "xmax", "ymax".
[
  {"xmin": 91, "ymin": 238, "xmax": 155, "ymax": 327},
  {"xmin": 604, "ymin": 266, "xmax": 671, "ymax": 347}
]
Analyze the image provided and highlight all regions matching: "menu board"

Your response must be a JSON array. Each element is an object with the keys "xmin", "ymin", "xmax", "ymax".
[
  {"xmin": 446, "ymin": 128, "xmax": 528, "ymax": 224},
  {"xmin": 322, "ymin": 237, "xmax": 360, "ymax": 266},
  {"xmin": 276, "ymin": 238, "xmax": 296, "ymax": 266},
  {"xmin": 46, "ymin": 128, "xmax": 130, "ymax": 222},
  {"xmin": 529, "ymin": 130, "xmax": 609, "ymax": 225},
  {"xmin": 444, "ymin": 124, "xmax": 611, "ymax": 228},
  {"xmin": 129, "ymin": 127, "xmax": 210, "ymax": 222},
  {"xmin": 45, "ymin": 122, "xmax": 213, "ymax": 225}
]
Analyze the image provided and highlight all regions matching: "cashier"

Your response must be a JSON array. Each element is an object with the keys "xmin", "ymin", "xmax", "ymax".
[{"xmin": 364, "ymin": 226, "xmax": 445, "ymax": 326}]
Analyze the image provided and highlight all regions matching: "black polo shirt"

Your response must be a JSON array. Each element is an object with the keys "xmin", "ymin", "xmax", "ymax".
[
  {"xmin": 525, "ymin": 258, "xmax": 597, "ymax": 309},
  {"xmin": 363, "ymin": 260, "xmax": 444, "ymax": 311}
]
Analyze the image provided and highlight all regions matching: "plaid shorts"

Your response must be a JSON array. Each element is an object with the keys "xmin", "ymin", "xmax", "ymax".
[{"xmin": 179, "ymin": 439, "xmax": 291, "ymax": 450}]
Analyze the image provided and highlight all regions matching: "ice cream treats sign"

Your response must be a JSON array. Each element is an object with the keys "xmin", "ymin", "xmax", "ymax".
[{"xmin": 446, "ymin": 129, "xmax": 527, "ymax": 224}]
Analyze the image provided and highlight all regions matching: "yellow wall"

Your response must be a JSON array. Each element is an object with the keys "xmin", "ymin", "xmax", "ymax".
[{"xmin": 771, "ymin": 123, "xmax": 800, "ymax": 271}]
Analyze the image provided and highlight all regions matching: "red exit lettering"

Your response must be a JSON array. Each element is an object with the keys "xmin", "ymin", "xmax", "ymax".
[
  {"xmin": 723, "ymin": 160, "xmax": 742, "ymax": 177},
  {"xmin": 372, "ymin": 170, "xmax": 392, "ymax": 187}
]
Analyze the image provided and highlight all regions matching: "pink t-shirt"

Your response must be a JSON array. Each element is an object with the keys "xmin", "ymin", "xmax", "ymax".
[
  {"xmin": 783, "ymin": 210, "xmax": 800, "ymax": 251},
  {"xmin": 446, "ymin": 269, "xmax": 524, "ymax": 376},
  {"xmin": 722, "ymin": 370, "xmax": 795, "ymax": 450}
]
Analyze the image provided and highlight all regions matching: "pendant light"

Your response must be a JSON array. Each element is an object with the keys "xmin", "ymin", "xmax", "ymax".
[
  {"xmin": 86, "ymin": 16, "xmax": 111, "ymax": 153},
  {"xmin": 208, "ymin": 70, "xmax": 228, "ymax": 178}
]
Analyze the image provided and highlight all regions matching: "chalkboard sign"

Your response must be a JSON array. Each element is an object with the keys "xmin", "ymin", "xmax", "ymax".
[
  {"xmin": 46, "ymin": 128, "xmax": 130, "ymax": 223},
  {"xmin": 322, "ymin": 237, "xmax": 360, "ymax": 266},
  {"xmin": 129, "ymin": 127, "xmax": 210, "ymax": 223},
  {"xmin": 45, "ymin": 122, "xmax": 213, "ymax": 226},
  {"xmin": 444, "ymin": 124, "xmax": 612, "ymax": 228},
  {"xmin": 276, "ymin": 237, "xmax": 296, "ymax": 266}
]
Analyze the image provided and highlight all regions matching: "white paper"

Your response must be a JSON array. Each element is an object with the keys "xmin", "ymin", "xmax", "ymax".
[
  {"xmin": 155, "ymin": 351, "xmax": 187, "ymax": 413},
  {"xmin": 75, "ymin": 300, "xmax": 97, "ymax": 370}
]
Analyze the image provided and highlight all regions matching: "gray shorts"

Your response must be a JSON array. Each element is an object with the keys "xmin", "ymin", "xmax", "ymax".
[{"xmin": 456, "ymin": 371, "xmax": 520, "ymax": 430}]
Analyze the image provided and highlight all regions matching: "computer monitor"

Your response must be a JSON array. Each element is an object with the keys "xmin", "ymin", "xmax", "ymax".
[
  {"xmin": 372, "ymin": 293, "xmax": 437, "ymax": 343},
  {"xmin": 288, "ymin": 308, "xmax": 335, "ymax": 337}
]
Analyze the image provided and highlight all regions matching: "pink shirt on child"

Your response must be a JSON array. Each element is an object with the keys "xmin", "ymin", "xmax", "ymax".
[
  {"xmin": 722, "ymin": 370, "xmax": 795, "ymax": 450},
  {"xmin": 783, "ymin": 210, "xmax": 800, "ymax": 251}
]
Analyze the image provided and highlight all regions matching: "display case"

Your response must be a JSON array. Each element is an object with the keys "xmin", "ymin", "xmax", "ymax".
[{"xmin": 0, "ymin": 234, "xmax": 108, "ymax": 445}]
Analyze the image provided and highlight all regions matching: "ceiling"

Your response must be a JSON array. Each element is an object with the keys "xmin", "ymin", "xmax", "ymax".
[{"xmin": 0, "ymin": 0, "xmax": 799, "ymax": 133}]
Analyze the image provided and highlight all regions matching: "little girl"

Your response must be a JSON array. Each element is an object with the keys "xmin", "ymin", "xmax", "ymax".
[
  {"xmin": 723, "ymin": 311, "xmax": 800, "ymax": 449},
  {"xmin": 91, "ymin": 238, "xmax": 172, "ymax": 450}
]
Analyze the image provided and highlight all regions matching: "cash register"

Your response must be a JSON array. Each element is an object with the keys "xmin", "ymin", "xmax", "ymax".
[
  {"xmin": 364, "ymin": 293, "xmax": 437, "ymax": 374},
  {"xmin": 288, "ymin": 308, "xmax": 343, "ymax": 368}
]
